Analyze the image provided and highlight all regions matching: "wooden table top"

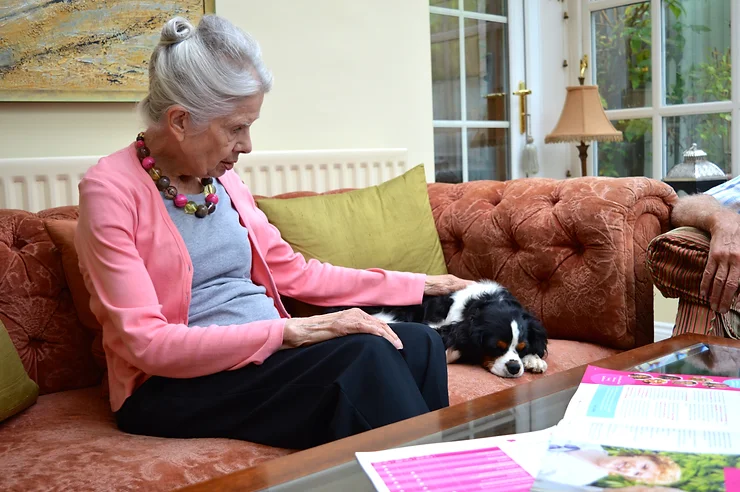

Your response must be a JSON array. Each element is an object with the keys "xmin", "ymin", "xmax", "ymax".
[{"xmin": 178, "ymin": 334, "xmax": 740, "ymax": 492}]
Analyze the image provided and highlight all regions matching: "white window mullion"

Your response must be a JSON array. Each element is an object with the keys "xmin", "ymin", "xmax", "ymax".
[
  {"xmin": 458, "ymin": 0, "xmax": 469, "ymax": 182},
  {"xmin": 433, "ymin": 120, "xmax": 510, "ymax": 128},
  {"xmin": 651, "ymin": 0, "xmax": 663, "ymax": 179},
  {"xmin": 732, "ymin": 0, "xmax": 740, "ymax": 177}
]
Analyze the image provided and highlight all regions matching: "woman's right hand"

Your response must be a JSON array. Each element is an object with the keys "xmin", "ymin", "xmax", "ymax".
[{"xmin": 281, "ymin": 309, "xmax": 403, "ymax": 350}]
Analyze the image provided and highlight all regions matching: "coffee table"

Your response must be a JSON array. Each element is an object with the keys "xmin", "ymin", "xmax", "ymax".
[{"xmin": 180, "ymin": 334, "xmax": 740, "ymax": 492}]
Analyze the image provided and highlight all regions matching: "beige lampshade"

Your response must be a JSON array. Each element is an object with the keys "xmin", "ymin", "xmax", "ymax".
[{"xmin": 545, "ymin": 85, "xmax": 623, "ymax": 143}]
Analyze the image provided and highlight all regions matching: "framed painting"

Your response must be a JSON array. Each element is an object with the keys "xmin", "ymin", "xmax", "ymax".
[{"xmin": 0, "ymin": 0, "xmax": 216, "ymax": 102}]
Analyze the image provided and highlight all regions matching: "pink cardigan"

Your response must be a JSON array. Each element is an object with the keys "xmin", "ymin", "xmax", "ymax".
[{"xmin": 75, "ymin": 144, "xmax": 426, "ymax": 412}]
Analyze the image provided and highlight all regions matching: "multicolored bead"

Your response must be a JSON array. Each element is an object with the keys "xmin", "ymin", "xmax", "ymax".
[
  {"xmin": 201, "ymin": 177, "xmax": 213, "ymax": 185},
  {"xmin": 195, "ymin": 204, "xmax": 209, "ymax": 218},
  {"xmin": 184, "ymin": 201, "xmax": 198, "ymax": 214},
  {"xmin": 205, "ymin": 193, "xmax": 218, "ymax": 205},
  {"xmin": 148, "ymin": 168, "xmax": 162, "ymax": 181},
  {"xmin": 207, "ymin": 203, "xmax": 216, "ymax": 214},
  {"xmin": 156, "ymin": 176, "xmax": 170, "ymax": 191},
  {"xmin": 174, "ymin": 194, "xmax": 188, "ymax": 208},
  {"xmin": 135, "ymin": 139, "xmax": 146, "ymax": 149},
  {"xmin": 203, "ymin": 184, "xmax": 216, "ymax": 195},
  {"xmin": 164, "ymin": 186, "xmax": 178, "ymax": 199},
  {"xmin": 141, "ymin": 156, "xmax": 155, "ymax": 170}
]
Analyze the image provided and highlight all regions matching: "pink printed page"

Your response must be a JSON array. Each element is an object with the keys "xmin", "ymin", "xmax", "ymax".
[
  {"xmin": 370, "ymin": 446, "xmax": 533, "ymax": 492},
  {"xmin": 726, "ymin": 467, "xmax": 740, "ymax": 492},
  {"xmin": 583, "ymin": 365, "xmax": 740, "ymax": 392}
]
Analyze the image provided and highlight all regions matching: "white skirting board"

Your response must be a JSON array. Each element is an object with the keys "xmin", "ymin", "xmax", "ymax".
[
  {"xmin": 654, "ymin": 321, "xmax": 675, "ymax": 342},
  {"xmin": 0, "ymin": 148, "xmax": 409, "ymax": 213}
]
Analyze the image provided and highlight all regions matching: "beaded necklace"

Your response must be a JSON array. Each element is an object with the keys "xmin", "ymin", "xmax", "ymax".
[{"xmin": 135, "ymin": 132, "xmax": 219, "ymax": 218}]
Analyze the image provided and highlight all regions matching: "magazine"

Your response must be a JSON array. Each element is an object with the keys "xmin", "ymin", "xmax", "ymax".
[
  {"xmin": 531, "ymin": 366, "xmax": 740, "ymax": 492},
  {"xmin": 355, "ymin": 365, "xmax": 740, "ymax": 492}
]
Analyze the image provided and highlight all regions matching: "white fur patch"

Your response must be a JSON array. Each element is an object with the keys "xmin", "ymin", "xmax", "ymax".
[
  {"xmin": 523, "ymin": 354, "xmax": 548, "ymax": 373},
  {"xmin": 445, "ymin": 348, "xmax": 461, "ymax": 363},
  {"xmin": 371, "ymin": 312, "xmax": 399, "ymax": 324},
  {"xmin": 489, "ymin": 320, "xmax": 524, "ymax": 378},
  {"xmin": 443, "ymin": 280, "xmax": 504, "ymax": 326}
]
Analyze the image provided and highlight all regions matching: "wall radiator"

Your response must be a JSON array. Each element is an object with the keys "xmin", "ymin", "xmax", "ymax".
[{"xmin": 0, "ymin": 148, "xmax": 409, "ymax": 212}]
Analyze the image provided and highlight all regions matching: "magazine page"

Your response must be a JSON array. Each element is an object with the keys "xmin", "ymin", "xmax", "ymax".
[
  {"xmin": 355, "ymin": 428, "xmax": 553, "ymax": 492},
  {"xmin": 556, "ymin": 366, "xmax": 740, "ymax": 454},
  {"xmin": 531, "ymin": 365, "xmax": 740, "ymax": 492},
  {"xmin": 532, "ymin": 437, "xmax": 740, "ymax": 492}
]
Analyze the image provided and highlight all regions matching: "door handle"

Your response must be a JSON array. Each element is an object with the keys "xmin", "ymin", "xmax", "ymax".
[
  {"xmin": 513, "ymin": 81, "xmax": 532, "ymax": 134},
  {"xmin": 484, "ymin": 92, "xmax": 506, "ymax": 98}
]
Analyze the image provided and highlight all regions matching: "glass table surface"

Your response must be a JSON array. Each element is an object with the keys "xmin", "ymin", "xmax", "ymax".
[{"xmin": 268, "ymin": 343, "xmax": 740, "ymax": 491}]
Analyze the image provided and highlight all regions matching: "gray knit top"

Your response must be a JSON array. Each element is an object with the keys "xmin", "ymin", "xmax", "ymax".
[{"xmin": 164, "ymin": 179, "xmax": 281, "ymax": 327}]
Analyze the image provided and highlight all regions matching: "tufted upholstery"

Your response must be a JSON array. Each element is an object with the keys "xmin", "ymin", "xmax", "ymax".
[
  {"xmin": 276, "ymin": 177, "xmax": 677, "ymax": 350},
  {"xmin": 0, "ymin": 207, "xmax": 101, "ymax": 395}
]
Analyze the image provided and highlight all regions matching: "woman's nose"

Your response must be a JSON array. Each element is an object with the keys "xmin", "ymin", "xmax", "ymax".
[{"xmin": 234, "ymin": 134, "xmax": 252, "ymax": 154}]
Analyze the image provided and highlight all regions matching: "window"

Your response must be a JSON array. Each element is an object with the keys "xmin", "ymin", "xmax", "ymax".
[
  {"xmin": 584, "ymin": 0, "xmax": 736, "ymax": 178},
  {"xmin": 429, "ymin": 0, "xmax": 519, "ymax": 183}
]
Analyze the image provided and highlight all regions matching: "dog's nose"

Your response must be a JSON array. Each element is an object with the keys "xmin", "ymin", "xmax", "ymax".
[{"xmin": 505, "ymin": 360, "xmax": 521, "ymax": 375}]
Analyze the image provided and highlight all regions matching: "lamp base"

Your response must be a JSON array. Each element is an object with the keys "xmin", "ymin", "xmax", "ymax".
[{"xmin": 576, "ymin": 141, "xmax": 589, "ymax": 177}]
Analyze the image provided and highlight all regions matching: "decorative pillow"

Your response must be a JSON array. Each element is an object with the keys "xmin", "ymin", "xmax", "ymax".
[
  {"xmin": 0, "ymin": 320, "xmax": 39, "ymax": 422},
  {"xmin": 255, "ymin": 164, "xmax": 447, "ymax": 275},
  {"xmin": 44, "ymin": 220, "xmax": 106, "ymax": 371}
]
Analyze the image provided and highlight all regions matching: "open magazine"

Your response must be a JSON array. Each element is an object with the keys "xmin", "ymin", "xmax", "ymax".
[
  {"xmin": 356, "ymin": 365, "xmax": 740, "ymax": 492},
  {"xmin": 532, "ymin": 366, "xmax": 740, "ymax": 492}
]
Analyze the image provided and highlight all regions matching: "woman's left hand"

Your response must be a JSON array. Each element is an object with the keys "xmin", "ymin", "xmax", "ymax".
[{"xmin": 424, "ymin": 274, "xmax": 474, "ymax": 296}]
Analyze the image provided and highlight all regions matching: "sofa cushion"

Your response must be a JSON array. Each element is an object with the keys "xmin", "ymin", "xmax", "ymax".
[
  {"xmin": 447, "ymin": 339, "xmax": 619, "ymax": 405},
  {"xmin": 0, "ymin": 386, "xmax": 292, "ymax": 492},
  {"xmin": 255, "ymin": 164, "xmax": 448, "ymax": 275},
  {"xmin": 0, "ymin": 320, "xmax": 39, "ymax": 422},
  {"xmin": 0, "ymin": 207, "xmax": 101, "ymax": 395}
]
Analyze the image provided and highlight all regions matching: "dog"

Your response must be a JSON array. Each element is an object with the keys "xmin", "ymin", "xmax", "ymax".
[{"xmin": 330, "ymin": 281, "xmax": 548, "ymax": 378}]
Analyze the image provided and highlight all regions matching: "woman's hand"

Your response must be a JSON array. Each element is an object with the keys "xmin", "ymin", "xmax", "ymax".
[
  {"xmin": 281, "ymin": 309, "xmax": 402, "ymax": 350},
  {"xmin": 424, "ymin": 274, "xmax": 474, "ymax": 296}
]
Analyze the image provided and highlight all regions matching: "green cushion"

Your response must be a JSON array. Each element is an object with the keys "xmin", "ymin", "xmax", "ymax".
[
  {"xmin": 0, "ymin": 320, "xmax": 38, "ymax": 422},
  {"xmin": 256, "ymin": 164, "xmax": 448, "ymax": 275}
]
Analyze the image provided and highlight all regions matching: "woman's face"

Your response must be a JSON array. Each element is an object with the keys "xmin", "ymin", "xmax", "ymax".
[
  {"xmin": 602, "ymin": 456, "xmax": 662, "ymax": 482},
  {"xmin": 179, "ymin": 93, "xmax": 264, "ymax": 178}
]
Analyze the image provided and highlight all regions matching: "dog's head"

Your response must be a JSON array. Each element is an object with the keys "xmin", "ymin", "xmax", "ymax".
[{"xmin": 451, "ymin": 294, "xmax": 547, "ymax": 378}]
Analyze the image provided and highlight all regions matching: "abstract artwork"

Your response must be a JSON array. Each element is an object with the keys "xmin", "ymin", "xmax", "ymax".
[{"xmin": 0, "ymin": 0, "xmax": 215, "ymax": 102}]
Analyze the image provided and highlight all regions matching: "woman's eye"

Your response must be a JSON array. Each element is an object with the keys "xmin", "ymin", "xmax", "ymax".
[{"xmin": 233, "ymin": 126, "xmax": 243, "ymax": 133}]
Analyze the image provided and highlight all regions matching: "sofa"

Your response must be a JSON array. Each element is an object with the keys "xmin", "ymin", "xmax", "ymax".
[
  {"xmin": 647, "ymin": 226, "xmax": 740, "ymax": 339},
  {"xmin": 0, "ymin": 176, "xmax": 676, "ymax": 491}
]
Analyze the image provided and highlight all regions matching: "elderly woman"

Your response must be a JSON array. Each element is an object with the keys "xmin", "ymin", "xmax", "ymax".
[{"xmin": 74, "ymin": 14, "xmax": 469, "ymax": 450}]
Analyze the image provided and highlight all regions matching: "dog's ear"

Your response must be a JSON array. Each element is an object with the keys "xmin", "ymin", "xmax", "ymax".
[{"xmin": 524, "ymin": 312, "xmax": 548, "ymax": 358}]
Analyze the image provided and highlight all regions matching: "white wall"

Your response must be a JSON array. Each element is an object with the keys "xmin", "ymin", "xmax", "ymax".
[{"xmin": 0, "ymin": 0, "xmax": 436, "ymax": 181}]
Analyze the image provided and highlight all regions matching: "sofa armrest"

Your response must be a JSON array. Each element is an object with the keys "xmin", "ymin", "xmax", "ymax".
[
  {"xmin": 428, "ymin": 177, "xmax": 677, "ymax": 350},
  {"xmin": 646, "ymin": 226, "xmax": 710, "ymax": 303},
  {"xmin": 646, "ymin": 227, "xmax": 740, "ymax": 338}
]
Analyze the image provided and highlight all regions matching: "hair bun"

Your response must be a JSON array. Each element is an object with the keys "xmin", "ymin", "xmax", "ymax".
[{"xmin": 160, "ymin": 17, "xmax": 195, "ymax": 46}]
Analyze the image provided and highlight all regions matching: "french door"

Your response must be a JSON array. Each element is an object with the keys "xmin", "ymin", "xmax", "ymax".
[{"xmin": 429, "ymin": 0, "xmax": 528, "ymax": 182}]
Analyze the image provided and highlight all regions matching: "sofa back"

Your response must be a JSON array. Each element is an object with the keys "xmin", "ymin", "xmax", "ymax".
[
  {"xmin": 0, "ymin": 207, "xmax": 101, "ymax": 395},
  {"xmin": 2, "ymin": 177, "xmax": 675, "ymax": 395}
]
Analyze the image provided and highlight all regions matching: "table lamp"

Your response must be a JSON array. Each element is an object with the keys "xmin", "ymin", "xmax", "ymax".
[{"xmin": 545, "ymin": 56, "xmax": 623, "ymax": 177}]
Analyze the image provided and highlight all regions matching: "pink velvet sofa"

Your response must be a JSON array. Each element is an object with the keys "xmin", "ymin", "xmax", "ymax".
[{"xmin": 0, "ymin": 177, "xmax": 676, "ymax": 491}]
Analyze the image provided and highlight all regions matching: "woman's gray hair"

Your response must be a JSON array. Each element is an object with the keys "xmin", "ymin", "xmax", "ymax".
[{"xmin": 140, "ymin": 15, "xmax": 273, "ymax": 128}]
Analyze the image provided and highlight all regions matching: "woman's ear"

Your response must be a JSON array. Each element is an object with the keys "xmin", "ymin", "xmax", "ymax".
[{"xmin": 165, "ymin": 106, "xmax": 190, "ymax": 142}]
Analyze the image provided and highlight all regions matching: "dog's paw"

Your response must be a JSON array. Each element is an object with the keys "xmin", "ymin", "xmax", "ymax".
[
  {"xmin": 445, "ymin": 348, "xmax": 461, "ymax": 364},
  {"xmin": 523, "ymin": 354, "xmax": 547, "ymax": 373}
]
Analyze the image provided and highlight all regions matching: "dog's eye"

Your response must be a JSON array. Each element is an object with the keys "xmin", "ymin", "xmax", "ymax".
[
  {"xmin": 516, "ymin": 342, "xmax": 527, "ymax": 351},
  {"xmin": 497, "ymin": 340, "xmax": 508, "ymax": 350}
]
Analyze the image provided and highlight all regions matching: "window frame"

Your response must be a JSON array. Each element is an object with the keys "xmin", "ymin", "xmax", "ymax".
[{"xmin": 580, "ymin": 0, "xmax": 740, "ymax": 178}]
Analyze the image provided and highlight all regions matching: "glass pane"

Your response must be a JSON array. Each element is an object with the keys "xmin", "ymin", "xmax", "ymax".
[
  {"xmin": 597, "ymin": 119, "xmax": 652, "ymax": 177},
  {"xmin": 593, "ymin": 3, "xmax": 652, "ymax": 110},
  {"xmin": 468, "ymin": 128, "xmax": 508, "ymax": 181},
  {"xmin": 430, "ymin": 0, "xmax": 457, "ymax": 8},
  {"xmin": 430, "ymin": 14, "xmax": 462, "ymax": 120},
  {"xmin": 464, "ymin": 18, "xmax": 508, "ymax": 121},
  {"xmin": 665, "ymin": 113, "xmax": 731, "ymax": 174},
  {"xmin": 464, "ymin": 0, "xmax": 506, "ymax": 16},
  {"xmin": 664, "ymin": 0, "xmax": 731, "ymax": 105},
  {"xmin": 434, "ymin": 128, "xmax": 463, "ymax": 183}
]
